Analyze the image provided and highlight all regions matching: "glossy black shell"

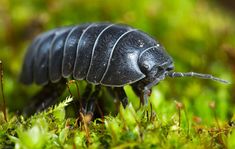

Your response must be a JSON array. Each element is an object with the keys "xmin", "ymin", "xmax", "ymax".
[{"xmin": 20, "ymin": 23, "xmax": 166, "ymax": 87}]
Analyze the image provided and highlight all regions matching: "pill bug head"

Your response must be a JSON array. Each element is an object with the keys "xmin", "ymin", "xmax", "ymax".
[
  {"xmin": 138, "ymin": 44, "xmax": 174, "ymax": 83},
  {"xmin": 138, "ymin": 43, "xmax": 229, "ymax": 86}
]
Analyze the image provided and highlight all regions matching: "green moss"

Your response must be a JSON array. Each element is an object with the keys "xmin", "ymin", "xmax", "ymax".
[{"xmin": 0, "ymin": 97, "xmax": 234, "ymax": 148}]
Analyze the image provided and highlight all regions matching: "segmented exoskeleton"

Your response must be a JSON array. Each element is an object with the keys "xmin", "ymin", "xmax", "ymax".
[{"xmin": 20, "ymin": 22, "xmax": 228, "ymax": 116}]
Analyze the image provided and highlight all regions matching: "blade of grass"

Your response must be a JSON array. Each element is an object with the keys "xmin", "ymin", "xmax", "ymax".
[{"xmin": 0, "ymin": 60, "xmax": 7, "ymax": 122}]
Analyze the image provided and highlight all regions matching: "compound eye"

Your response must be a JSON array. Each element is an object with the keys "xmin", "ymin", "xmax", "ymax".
[
  {"xmin": 143, "ymin": 63, "xmax": 150, "ymax": 70},
  {"xmin": 140, "ymin": 61, "xmax": 153, "ymax": 74}
]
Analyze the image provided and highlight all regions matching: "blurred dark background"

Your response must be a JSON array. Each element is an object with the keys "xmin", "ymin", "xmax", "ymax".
[{"xmin": 0, "ymin": 0, "xmax": 234, "ymax": 123}]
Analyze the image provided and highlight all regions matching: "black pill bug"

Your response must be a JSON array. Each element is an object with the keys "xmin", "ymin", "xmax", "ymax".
[{"xmin": 20, "ymin": 22, "xmax": 228, "ymax": 116}]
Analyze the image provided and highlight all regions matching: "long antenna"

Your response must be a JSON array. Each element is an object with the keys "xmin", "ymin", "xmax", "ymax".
[
  {"xmin": 166, "ymin": 71, "xmax": 229, "ymax": 84},
  {"xmin": 0, "ymin": 60, "xmax": 7, "ymax": 122}
]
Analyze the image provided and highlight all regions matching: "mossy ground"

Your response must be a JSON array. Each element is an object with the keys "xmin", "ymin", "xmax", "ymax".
[{"xmin": 1, "ymin": 94, "xmax": 234, "ymax": 149}]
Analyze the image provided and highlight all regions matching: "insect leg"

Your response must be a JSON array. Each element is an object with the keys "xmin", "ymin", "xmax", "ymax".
[
  {"xmin": 113, "ymin": 87, "xmax": 128, "ymax": 108},
  {"xmin": 105, "ymin": 87, "xmax": 128, "ymax": 108},
  {"xmin": 80, "ymin": 84, "xmax": 92, "ymax": 113},
  {"xmin": 131, "ymin": 83, "xmax": 147, "ymax": 106},
  {"xmin": 132, "ymin": 78, "xmax": 161, "ymax": 106},
  {"xmin": 23, "ymin": 78, "xmax": 67, "ymax": 116},
  {"xmin": 66, "ymin": 83, "xmax": 93, "ymax": 117},
  {"xmin": 131, "ymin": 83, "xmax": 141, "ymax": 97},
  {"xmin": 85, "ymin": 85, "xmax": 101, "ymax": 116},
  {"xmin": 140, "ymin": 77, "xmax": 163, "ymax": 105}
]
